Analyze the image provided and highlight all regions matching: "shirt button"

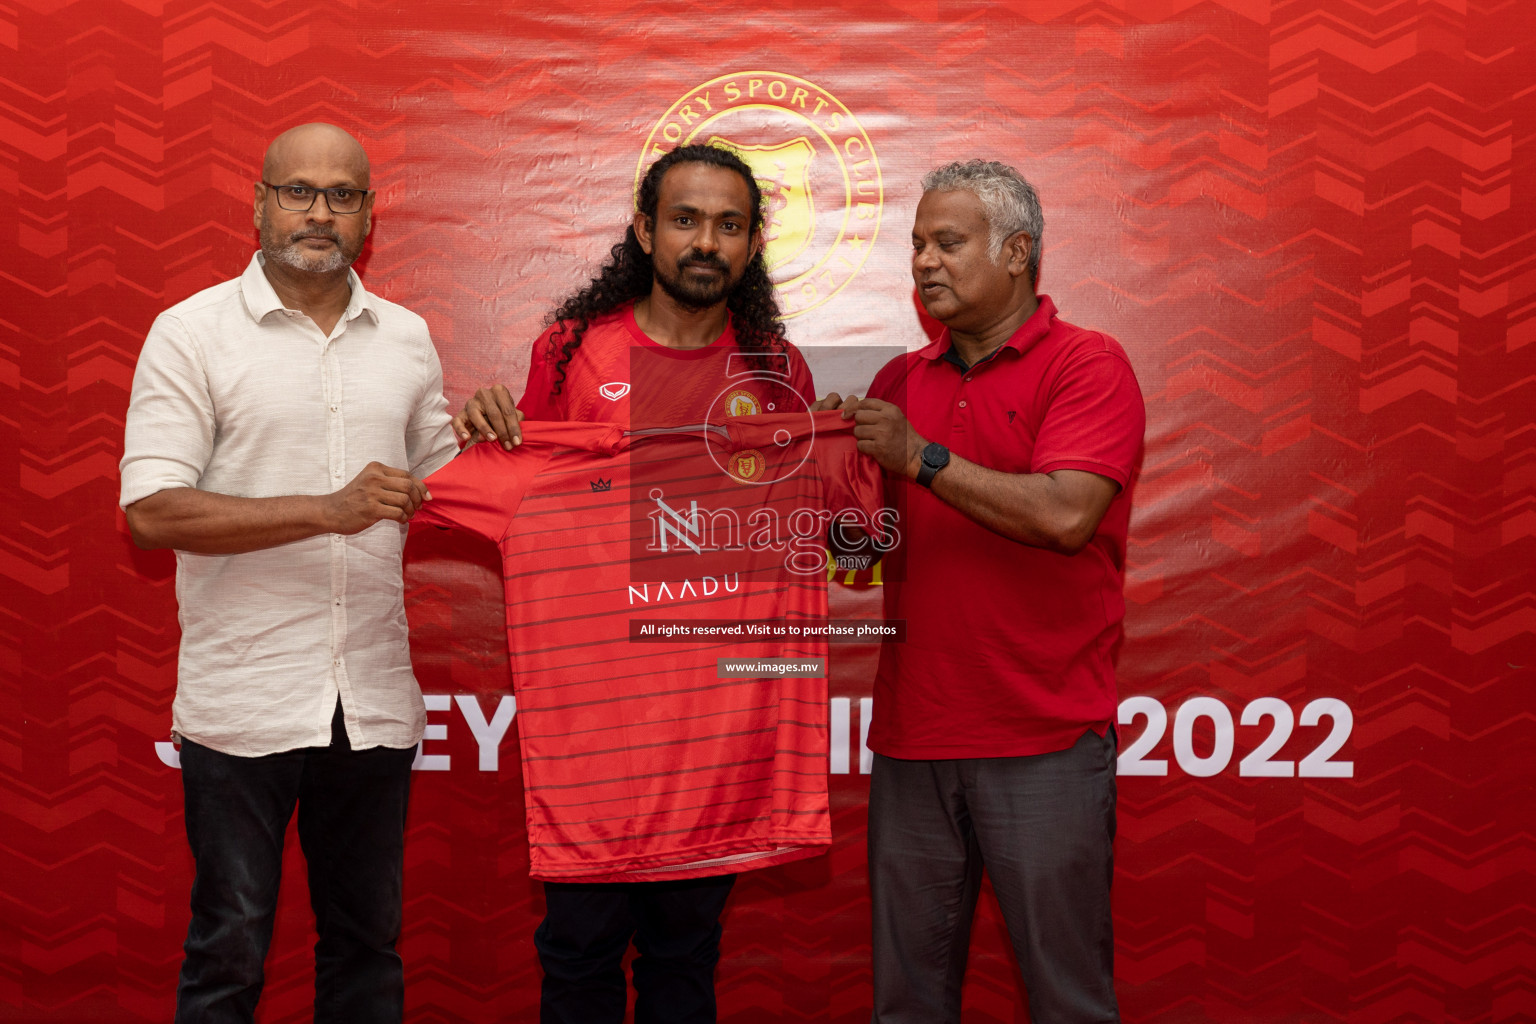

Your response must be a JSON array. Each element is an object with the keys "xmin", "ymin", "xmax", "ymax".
[
  {"xmin": 958, "ymin": 400, "xmax": 968, "ymax": 409},
  {"xmin": 330, "ymin": 405, "xmax": 338, "ymax": 412},
  {"xmin": 964, "ymin": 376, "xmax": 973, "ymax": 382}
]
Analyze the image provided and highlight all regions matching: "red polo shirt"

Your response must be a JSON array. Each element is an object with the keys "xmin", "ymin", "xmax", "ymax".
[{"xmin": 866, "ymin": 295, "xmax": 1145, "ymax": 759}]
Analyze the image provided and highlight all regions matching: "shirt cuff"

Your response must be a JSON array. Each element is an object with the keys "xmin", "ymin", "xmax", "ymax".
[
  {"xmin": 1032, "ymin": 457, "xmax": 1131, "ymax": 488},
  {"xmin": 119, "ymin": 456, "xmax": 200, "ymax": 509}
]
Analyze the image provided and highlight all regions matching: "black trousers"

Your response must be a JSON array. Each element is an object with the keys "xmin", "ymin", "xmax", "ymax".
[
  {"xmin": 174, "ymin": 705, "xmax": 415, "ymax": 1024},
  {"xmin": 868, "ymin": 729, "xmax": 1120, "ymax": 1024},
  {"xmin": 535, "ymin": 874, "xmax": 737, "ymax": 1024}
]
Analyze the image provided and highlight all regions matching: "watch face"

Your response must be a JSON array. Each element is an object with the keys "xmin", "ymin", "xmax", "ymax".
[{"xmin": 922, "ymin": 442, "xmax": 948, "ymax": 468}]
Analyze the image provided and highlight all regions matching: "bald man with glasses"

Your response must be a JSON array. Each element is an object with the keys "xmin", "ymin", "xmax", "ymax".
[{"xmin": 120, "ymin": 123, "xmax": 458, "ymax": 1023}]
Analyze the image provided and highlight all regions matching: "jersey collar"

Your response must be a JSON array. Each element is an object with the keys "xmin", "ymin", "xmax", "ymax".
[{"xmin": 621, "ymin": 301, "xmax": 739, "ymax": 357}]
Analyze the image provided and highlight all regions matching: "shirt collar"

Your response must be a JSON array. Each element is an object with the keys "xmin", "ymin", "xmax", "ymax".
[
  {"xmin": 918, "ymin": 293, "xmax": 1060, "ymax": 365},
  {"xmin": 240, "ymin": 252, "xmax": 377, "ymax": 326}
]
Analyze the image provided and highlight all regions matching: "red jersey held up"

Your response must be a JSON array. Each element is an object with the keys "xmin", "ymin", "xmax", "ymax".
[
  {"xmin": 867, "ymin": 295, "xmax": 1146, "ymax": 760},
  {"xmin": 415, "ymin": 413, "xmax": 883, "ymax": 882}
]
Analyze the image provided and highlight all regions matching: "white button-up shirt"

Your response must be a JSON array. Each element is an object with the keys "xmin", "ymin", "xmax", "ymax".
[{"xmin": 120, "ymin": 253, "xmax": 458, "ymax": 757}]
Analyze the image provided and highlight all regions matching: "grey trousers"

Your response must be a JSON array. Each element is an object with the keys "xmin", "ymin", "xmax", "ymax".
[{"xmin": 868, "ymin": 729, "xmax": 1120, "ymax": 1024}]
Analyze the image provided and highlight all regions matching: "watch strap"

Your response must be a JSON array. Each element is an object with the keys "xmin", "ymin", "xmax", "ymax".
[{"xmin": 916, "ymin": 443, "xmax": 949, "ymax": 488}]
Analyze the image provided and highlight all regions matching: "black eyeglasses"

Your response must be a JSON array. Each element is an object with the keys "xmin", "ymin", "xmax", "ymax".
[{"xmin": 261, "ymin": 181, "xmax": 373, "ymax": 214}]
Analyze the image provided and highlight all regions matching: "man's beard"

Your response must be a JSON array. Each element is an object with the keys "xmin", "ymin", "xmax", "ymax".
[
  {"xmin": 260, "ymin": 218, "xmax": 359, "ymax": 275},
  {"xmin": 653, "ymin": 249, "xmax": 736, "ymax": 310}
]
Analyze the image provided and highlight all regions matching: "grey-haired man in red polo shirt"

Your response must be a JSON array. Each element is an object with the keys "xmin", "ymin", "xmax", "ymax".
[{"xmin": 830, "ymin": 160, "xmax": 1145, "ymax": 1023}]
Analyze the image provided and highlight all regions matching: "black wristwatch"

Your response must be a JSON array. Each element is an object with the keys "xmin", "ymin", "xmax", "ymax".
[{"xmin": 915, "ymin": 442, "xmax": 950, "ymax": 488}]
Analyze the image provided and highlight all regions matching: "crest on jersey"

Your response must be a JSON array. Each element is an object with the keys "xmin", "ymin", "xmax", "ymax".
[
  {"xmin": 723, "ymin": 388, "xmax": 761, "ymax": 418},
  {"xmin": 599, "ymin": 381, "xmax": 631, "ymax": 401},
  {"xmin": 730, "ymin": 449, "xmax": 767, "ymax": 482}
]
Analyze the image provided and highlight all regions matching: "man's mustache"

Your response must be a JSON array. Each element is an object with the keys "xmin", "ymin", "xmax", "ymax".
[
  {"xmin": 288, "ymin": 229, "xmax": 342, "ymax": 245},
  {"xmin": 679, "ymin": 250, "xmax": 728, "ymax": 271}
]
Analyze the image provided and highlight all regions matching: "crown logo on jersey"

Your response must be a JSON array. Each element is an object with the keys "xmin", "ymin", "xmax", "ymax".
[
  {"xmin": 599, "ymin": 381, "xmax": 630, "ymax": 401},
  {"xmin": 590, "ymin": 478, "xmax": 612, "ymax": 492}
]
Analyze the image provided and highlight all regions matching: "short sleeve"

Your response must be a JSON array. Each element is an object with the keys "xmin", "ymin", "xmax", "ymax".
[
  {"xmin": 518, "ymin": 327, "xmax": 565, "ymax": 420},
  {"xmin": 810, "ymin": 415, "xmax": 884, "ymax": 524},
  {"xmin": 416, "ymin": 442, "xmax": 548, "ymax": 543},
  {"xmin": 783, "ymin": 343, "xmax": 817, "ymax": 404},
  {"xmin": 405, "ymin": 341, "xmax": 459, "ymax": 479},
  {"xmin": 831, "ymin": 442, "xmax": 884, "ymax": 523},
  {"xmin": 1031, "ymin": 348, "xmax": 1145, "ymax": 488},
  {"xmin": 119, "ymin": 314, "xmax": 215, "ymax": 508}
]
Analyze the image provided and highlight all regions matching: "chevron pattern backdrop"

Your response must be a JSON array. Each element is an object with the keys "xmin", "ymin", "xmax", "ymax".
[{"xmin": 3, "ymin": 0, "xmax": 1534, "ymax": 1021}]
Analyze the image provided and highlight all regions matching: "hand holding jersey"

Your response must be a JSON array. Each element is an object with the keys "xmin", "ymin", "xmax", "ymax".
[{"xmin": 453, "ymin": 383, "xmax": 524, "ymax": 448}]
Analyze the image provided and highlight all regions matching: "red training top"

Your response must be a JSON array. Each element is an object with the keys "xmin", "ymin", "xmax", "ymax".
[
  {"xmin": 520, "ymin": 303, "xmax": 815, "ymax": 427},
  {"xmin": 867, "ymin": 295, "xmax": 1146, "ymax": 760},
  {"xmin": 417, "ymin": 414, "xmax": 882, "ymax": 881}
]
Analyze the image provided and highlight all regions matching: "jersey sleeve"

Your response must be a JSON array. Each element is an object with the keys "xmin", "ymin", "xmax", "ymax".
[
  {"xmin": 415, "ymin": 442, "xmax": 545, "ymax": 543},
  {"xmin": 518, "ymin": 326, "xmax": 566, "ymax": 420},
  {"xmin": 1031, "ymin": 346, "xmax": 1145, "ymax": 488},
  {"xmin": 807, "ymin": 413, "xmax": 885, "ymax": 523},
  {"xmin": 782, "ymin": 342, "xmax": 817, "ymax": 404},
  {"xmin": 831, "ymin": 442, "xmax": 884, "ymax": 525}
]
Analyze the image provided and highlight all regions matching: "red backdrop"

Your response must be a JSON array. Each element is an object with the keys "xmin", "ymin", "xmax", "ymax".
[{"xmin": 3, "ymin": 1, "xmax": 1534, "ymax": 1021}]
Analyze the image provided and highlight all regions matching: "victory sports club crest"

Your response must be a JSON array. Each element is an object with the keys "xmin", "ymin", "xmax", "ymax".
[
  {"xmin": 703, "ymin": 378, "xmax": 812, "ymax": 487},
  {"xmin": 723, "ymin": 388, "xmax": 761, "ymax": 418},
  {"xmin": 729, "ymin": 449, "xmax": 768, "ymax": 483},
  {"xmin": 638, "ymin": 72, "xmax": 882, "ymax": 317}
]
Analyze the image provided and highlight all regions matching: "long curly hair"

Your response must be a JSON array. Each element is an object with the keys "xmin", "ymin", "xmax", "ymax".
[{"xmin": 544, "ymin": 144, "xmax": 789, "ymax": 395}]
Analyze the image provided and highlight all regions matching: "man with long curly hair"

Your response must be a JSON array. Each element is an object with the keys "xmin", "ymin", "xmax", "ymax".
[
  {"xmin": 455, "ymin": 143, "xmax": 814, "ymax": 445},
  {"xmin": 453, "ymin": 144, "xmax": 818, "ymax": 1024}
]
